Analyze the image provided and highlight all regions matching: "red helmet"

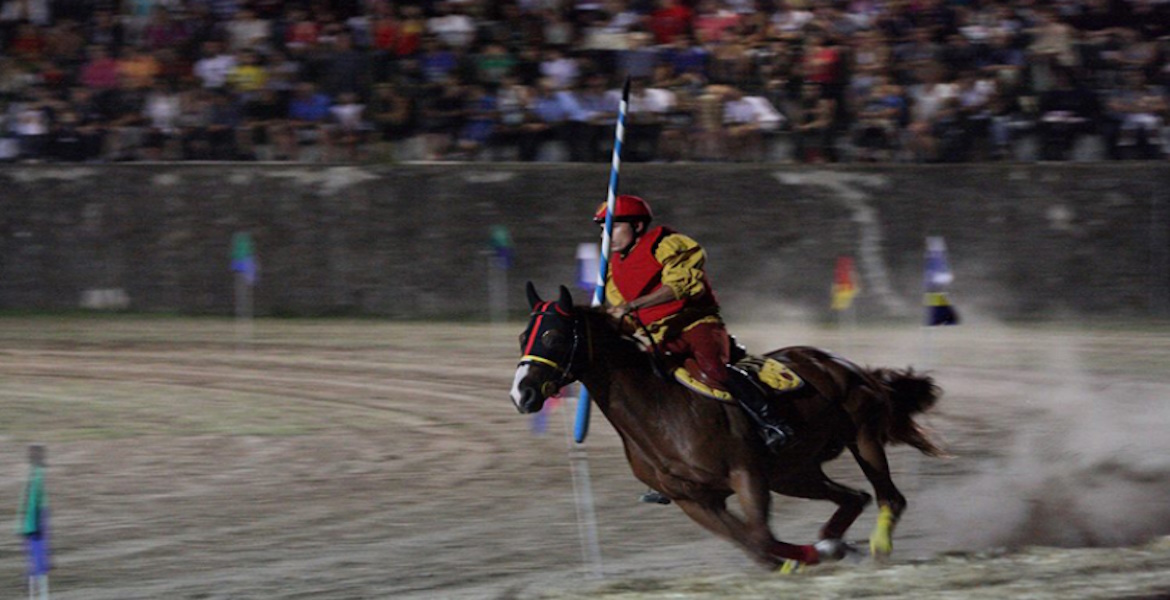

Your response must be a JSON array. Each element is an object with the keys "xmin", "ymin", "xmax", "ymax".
[{"xmin": 593, "ymin": 195, "xmax": 653, "ymax": 224}]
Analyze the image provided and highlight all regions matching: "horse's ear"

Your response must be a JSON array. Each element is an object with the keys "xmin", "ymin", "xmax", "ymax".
[
  {"xmin": 557, "ymin": 285, "xmax": 573, "ymax": 312},
  {"xmin": 526, "ymin": 281, "xmax": 542, "ymax": 308}
]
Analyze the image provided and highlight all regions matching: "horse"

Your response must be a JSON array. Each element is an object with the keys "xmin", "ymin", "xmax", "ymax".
[{"xmin": 509, "ymin": 283, "xmax": 946, "ymax": 569}]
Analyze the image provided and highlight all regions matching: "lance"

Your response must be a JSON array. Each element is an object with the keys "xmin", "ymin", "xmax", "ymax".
[{"xmin": 575, "ymin": 76, "xmax": 630, "ymax": 443}]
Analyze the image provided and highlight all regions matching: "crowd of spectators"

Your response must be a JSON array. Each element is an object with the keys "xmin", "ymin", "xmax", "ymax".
[{"xmin": 1, "ymin": 0, "xmax": 1168, "ymax": 165}]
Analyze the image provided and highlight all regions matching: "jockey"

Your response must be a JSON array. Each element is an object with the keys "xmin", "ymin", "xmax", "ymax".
[{"xmin": 595, "ymin": 195, "xmax": 795, "ymax": 456}]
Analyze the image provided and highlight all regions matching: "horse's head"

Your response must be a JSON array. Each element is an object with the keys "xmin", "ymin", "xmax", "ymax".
[{"xmin": 510, "ymin": 282, "xmax": 583, "ymax": 414}]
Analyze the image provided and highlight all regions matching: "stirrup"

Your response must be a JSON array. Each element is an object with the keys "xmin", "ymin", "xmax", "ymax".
[{"xmin": 761, "ymin": 425, "xmax": 793, "ymax": 451}]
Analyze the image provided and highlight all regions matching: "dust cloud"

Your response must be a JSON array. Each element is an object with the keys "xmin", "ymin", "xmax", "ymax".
[{"xmin": 914, "ymin": 328, "xmax": 1170, "ymax": 551}]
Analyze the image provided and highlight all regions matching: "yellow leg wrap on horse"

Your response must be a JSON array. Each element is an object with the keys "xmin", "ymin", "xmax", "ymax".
[
  {"xmin": 869, "ymin": 505, "xmax": 896, "ymax": 556},
  {"xmin": 779, "ymin": 559, "xmax": 803, "ymax": 574}
]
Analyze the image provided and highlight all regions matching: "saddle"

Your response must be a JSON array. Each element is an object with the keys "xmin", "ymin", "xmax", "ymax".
[{"xmin": 672, "ymin": 352, "xmax": 804, "ymax": 402}]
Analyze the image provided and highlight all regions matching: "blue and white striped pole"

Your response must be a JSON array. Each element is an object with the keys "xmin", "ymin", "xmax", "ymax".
[{"xmin": 575, "ymin": 76, "xmax": 630, "ymax": 444}]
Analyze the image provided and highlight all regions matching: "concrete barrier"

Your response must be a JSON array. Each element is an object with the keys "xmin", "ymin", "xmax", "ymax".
[{"xmin": 1, "ymin": 163, "xmax": 1166, "ymax": 321}]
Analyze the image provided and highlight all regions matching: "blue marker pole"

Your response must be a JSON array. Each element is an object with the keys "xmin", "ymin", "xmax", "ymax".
[{"xmin": 575, "ymin": 76, "xmax": 630, "ymax": 444}]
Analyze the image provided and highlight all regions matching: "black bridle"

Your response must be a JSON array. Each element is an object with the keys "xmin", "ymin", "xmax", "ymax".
[{"xmin": 518, "ymin": 301, "xmax": 588, "ymax": 393}]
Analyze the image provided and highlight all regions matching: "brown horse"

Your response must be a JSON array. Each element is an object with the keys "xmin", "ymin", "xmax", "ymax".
[{"xmin": 510, "ymin": 284, "xmax": 945, "ymax": 569}]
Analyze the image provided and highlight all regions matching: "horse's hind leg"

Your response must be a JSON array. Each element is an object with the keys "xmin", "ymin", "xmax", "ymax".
[{"xmin": 849, "ymin": 430, "xmax": 908, "ymax": 557}]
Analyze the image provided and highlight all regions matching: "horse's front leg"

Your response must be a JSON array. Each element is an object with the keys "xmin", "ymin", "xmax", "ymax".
[
  {"xmin": 672, "ymin": 474, "xmax": 818, "ymax": 569},
  {"xmin": 672, "ymin": 498, "xmax": 789, "ymax": 569},
  {"xmin": 729, "ymin": 468, "xmax": 821, "ymax": 568}
]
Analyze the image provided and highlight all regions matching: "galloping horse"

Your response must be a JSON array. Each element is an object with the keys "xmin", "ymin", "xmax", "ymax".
[{"xmin": 509, "ymin": 284, "xmax": 945, "ymax": 569}]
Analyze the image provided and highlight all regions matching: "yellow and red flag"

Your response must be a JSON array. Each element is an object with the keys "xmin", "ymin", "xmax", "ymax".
[{"xmin": 831, "ymin": 256, "xmax": 860, "ymax": 311}]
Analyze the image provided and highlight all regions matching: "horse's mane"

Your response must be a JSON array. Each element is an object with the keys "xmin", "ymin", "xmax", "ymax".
[{"xmin": 573, "ymin": 306, "xmax": 658, "ymax": 369}]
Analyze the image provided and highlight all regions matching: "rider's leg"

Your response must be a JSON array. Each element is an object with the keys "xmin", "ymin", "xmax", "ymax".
[
  {"xmin": 726, "ymin": 364, "xmax": 795, "ymax": 451},
  {"xmin": 672, "ymin": 322, "xmax": 794, "ymax": 450}
]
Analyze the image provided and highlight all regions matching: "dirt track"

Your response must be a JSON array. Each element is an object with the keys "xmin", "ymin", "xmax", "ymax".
[{"xmin": 1, "ymin": 317, "xmax": 1169, "ymax": 599}]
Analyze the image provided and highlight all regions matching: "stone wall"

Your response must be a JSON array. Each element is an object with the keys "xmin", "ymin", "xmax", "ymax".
[{"xmin": 1, "ymin": 163, "xmax": 1167, "ymax": 321}]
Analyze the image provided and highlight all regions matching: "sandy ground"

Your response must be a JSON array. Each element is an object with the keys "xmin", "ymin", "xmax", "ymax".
[{"xmin": 1, "ymin": 316, "xmax": 1169, "ymax": 599}]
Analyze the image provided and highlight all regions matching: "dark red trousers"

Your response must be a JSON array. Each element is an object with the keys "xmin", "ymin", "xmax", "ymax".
[{"xmin": 661, "ymin": 321, "xmax": 730, "ymax": 391}]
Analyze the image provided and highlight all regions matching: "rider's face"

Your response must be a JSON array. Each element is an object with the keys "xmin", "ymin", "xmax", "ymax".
[{"xmin": 609, "ymin": 221, "xmax": 639, "ymax": 254}]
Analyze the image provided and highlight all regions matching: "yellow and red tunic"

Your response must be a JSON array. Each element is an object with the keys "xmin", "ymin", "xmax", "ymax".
[{"xmin": 605, "ymin": 226, "xmax": 722, "ymax": 341}]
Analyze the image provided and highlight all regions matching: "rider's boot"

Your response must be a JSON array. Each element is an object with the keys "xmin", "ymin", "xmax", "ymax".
[
  {"xmin": 726, "ymin": 364, "xmax": 795, "ymax": 452},
  {"xmin": 639, "ymin": 489, "xmax": 672, "ymax": 505}
]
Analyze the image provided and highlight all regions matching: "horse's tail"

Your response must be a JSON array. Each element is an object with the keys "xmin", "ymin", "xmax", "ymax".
[{"xmin": 871, "ymin": 368, "xmax": 947, "ymax": 457}]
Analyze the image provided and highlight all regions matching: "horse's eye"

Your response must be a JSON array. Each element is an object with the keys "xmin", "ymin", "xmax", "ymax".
[
  {"xmin": 518, "ymin": 332, "xmax": 527, "ymax": 349},
  {"xmin": 542, "ymin": 330, "xmax": 565, "ymax": 351}
]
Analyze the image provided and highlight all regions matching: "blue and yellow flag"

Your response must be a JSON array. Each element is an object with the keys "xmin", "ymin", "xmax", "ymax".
[{"xmin": 924, "ymin": 236, "xmax": 959, "ymax": 326}]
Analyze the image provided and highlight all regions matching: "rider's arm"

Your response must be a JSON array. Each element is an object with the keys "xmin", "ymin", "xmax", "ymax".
[{"xmin": 655, "ymin": 232, "xmax": 708, "ymax": 301}]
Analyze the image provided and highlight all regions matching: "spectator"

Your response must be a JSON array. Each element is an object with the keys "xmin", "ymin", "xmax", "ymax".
[
  {"xmin": 226, "ymin": 49, "xmax": 267, "ymax": 99},
  {"xmin": 105, "ymin": 74, "xmax": 148, "ymax": 161},
  {"xmin": 852, "ymin": 75, "xmax": 905, "ymax": 162},
  {"xmin": 11, "ymin": 87, "xmax": 53, "ymax": 161},
  {"xmin": 419, "ymin": 75, "xmax": 464, "ymax": 160},
  {"xmin": 79, "ymin": 45, "xmax": 121, "ymax": 93},
  {"xmin": 193, "ymin": 40, "xmax": 236, "ymax": 90},
  {"xmin": 84, "ymin": 8, "xmax": 125, "ymax": 53},
  {"xmin": 224, "ymin": 7, "xmax": 271, "ymax": 53},
  {"xmin": 1, "ymin": 0, "xmax": 50, "ymax": 28},
  {"xmin": 142, "ymin": 80, "xmax": 183, "ymax": 160},
  {"xmin": 791, "ymin": 81, "xmax": 836, "ymax": 162},
  {"xmin": 369, "ymin": 80, "xmax": 414, "ymax": 160},
  {"xmin": 64, "ymin": 86, "xmax": 108, "ymax": 161},
  {"xmin": 428, "ymin": 1, "xmax": 477, "ymax": 51},
  {"xmin": 905, "ymin": 62, "xmax": 955, "ymax": 161},
  {"xmin": 44, "ymin": 19, "xmax": 86, "ymax": 67},
  {"xmin": 1105, "ymin": 70, "xmax": 1167, "ymax": 160},
  {"xmin": 451, "ymin": 83, "xmax": 496, "ymax": 160},
  {"xmin": 1036, "ymin": 70, "xmax": 1096, "ymax": 161},
  {"xmin": 616, "ymin": 76, "xmax": 674, "ymax": 161},
  {"xmin": 287, "ymin": 81, "xmax": 332, "ymax": 161},
  {"xmin": 327, "ymin": 91, "xmax": 370, "ymax": 162},
  {"xmin": 417, "ymin": 36, "xmax": 461, "ymax": 85},
  {"xmin": 48, "ymin": 108, "xmax": 86, "ymax": 161},
  {"xmin": 240, "ymin": 86, "xmax": 287, "ymax": 160},
  {"xmin": 141, "ymin": 6, "xmax": 189, "ymax": 52},
  {"xmin": 474, "ymin": 42, "xmax": 516, "ymax": 87},
  {"xmin": 540, "ymin": 47, "xmax": 581, "ymax": 90},
  {"xmin": 722, "ymin": 85, "xmax": 765, "ymax": 161},
  {"xmin": 8, "ymin": 22, "xmax": 47, "ymax": 62},
  {"xmin": 283, "ymin": 6, "xmax": 320, "ymax": 54},
  {"xmin": 320, "ymin": 32, "xmax": 373, "ymax": 101},
  {"xmin": 117, "ymin": 44, "xmax": 161, "ymax": 91},
  {"xmin": 395, "ymin": 4, "xmax": 426, "ymax": 57},
  {"xmin": 539, "ymin": 8, "xmax": 575, "ymax": 49},
  {"xmin": 519, "ymin": 77, "xmax": 569, "ymax": 161},
  {"xmin": 556, "ymin": 73, "xmax": 612, "ymax": 161},
  {"xmin": 647, "ymin": 0, "xmax": 694, "ymax": 46},
  {"xmin": 954, "ymin": 70, "xmax": 995, "ymax": 160},
  {"xmin": 206, "ymin": 88, "xmax": 242, "ymax": 159}
]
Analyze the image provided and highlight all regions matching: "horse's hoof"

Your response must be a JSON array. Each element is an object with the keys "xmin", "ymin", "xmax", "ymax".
[
  {"xmin": 814, "ymin": 538, "xmax": 848, "ymax": 561},
  {"xmin": 869, "ymin": 532, "xmax": 893, "ymax": 557}
]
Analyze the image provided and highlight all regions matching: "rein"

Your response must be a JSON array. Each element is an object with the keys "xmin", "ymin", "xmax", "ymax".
[{"xmin": 626, "ymin": 313, "xmax": 669, "ymax": 381}]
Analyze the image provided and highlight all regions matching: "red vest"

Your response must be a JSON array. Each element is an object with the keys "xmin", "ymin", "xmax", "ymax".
[{"xmin": 611, "ymin": 226, "xmax": 718, "ymax": 325}]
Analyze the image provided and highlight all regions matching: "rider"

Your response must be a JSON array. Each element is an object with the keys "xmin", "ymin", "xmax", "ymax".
[{"xmin": 595, "ymin": 195, "xmax": 795, "ymax": 461}]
